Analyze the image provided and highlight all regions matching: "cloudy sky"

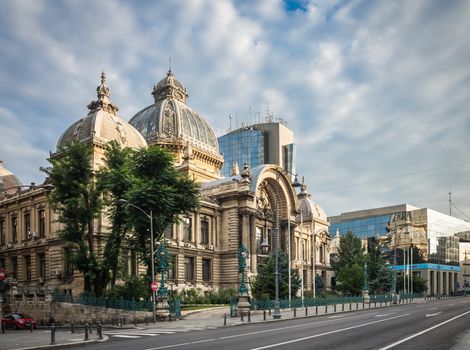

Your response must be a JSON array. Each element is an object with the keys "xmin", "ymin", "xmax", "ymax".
[{"xmin": 0, "ymin": 0, "xmax": 469, "ymax": 220}]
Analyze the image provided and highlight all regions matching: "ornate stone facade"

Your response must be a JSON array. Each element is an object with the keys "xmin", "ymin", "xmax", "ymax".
[{"xmin": 0, "ymin": 71, "xmax": 331, "ymax": 305}]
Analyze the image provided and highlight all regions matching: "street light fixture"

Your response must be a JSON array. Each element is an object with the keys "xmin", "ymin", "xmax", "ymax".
[{"xmin": 118, "ymin": 198, "xmax": 156, "ymax": 323}]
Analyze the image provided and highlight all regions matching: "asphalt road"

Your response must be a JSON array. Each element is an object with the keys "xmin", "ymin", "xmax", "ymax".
[{"xmin": 83, "ymin": 298, "xmax": 470, "ymax": 350}]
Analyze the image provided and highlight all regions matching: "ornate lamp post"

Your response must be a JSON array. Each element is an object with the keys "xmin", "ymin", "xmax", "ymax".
[
  {"xmin": 237, "ymin": 244, "xmax": 250, "ymax": 315},
  {"xmin": 118, "ymin": 199, "xmax": 156, "ymax": 323},
  {"xmin": 156, "ymin": 241, "xmax": 170, "ymax": 319}
]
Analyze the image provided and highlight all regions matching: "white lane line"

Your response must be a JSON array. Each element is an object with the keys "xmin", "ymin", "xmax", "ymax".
[
  {"xmin": 375, "ymin": 314, "xmax": 391, "ymax": 318},
  {"xmin": 425, "ymin": 312, "xmax": 442, "ymax": 317},
  {"xmin": 219, "ymin": 312, "xmax": 379, "ymax": 340},
  {"xmin": 429, "ymin": 307, "xmax": 438, "ymax": 310},
  {"xmin": 378, "ymin": 310, "xmax": 470, "ymax": 350},
  {"xmin": 144, "ymin": 343, "xmax": 192, "ymax": 350},
  {"xmin": 112, "ymin": 335, "xmax": 141, "ymax": 338},
  {"xmin": 249, "ymin": 313, "xmax": 410, "ymax": 350},
  {"xmin": 191, "ymin": 339, "xmax": 216, "ymax": 344},
  {"xmin": 328, "ymin": 315, "xmax": 346, "ymax": 318}
]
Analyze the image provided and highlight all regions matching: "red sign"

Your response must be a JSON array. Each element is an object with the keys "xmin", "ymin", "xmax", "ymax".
[
  {"xmin": 150, "ymin": 281, "xmax": 158, "ymax": 292},
  {"xmin": 0, "ymin": 269, "xmax": 5, "ymax": 281}
]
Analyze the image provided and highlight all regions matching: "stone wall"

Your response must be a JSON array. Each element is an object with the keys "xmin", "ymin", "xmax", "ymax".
[{"xmin": 7, "ymin": 300, "xmax": 152, "ymax": 325}]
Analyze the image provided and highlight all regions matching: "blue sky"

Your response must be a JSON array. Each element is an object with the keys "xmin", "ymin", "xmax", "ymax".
[{"xmin": 1, "ymin": 0, "xmax": 469, "ymax": 220}]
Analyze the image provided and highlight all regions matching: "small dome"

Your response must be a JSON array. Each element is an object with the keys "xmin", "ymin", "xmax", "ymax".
[
  {"xmin": 299, "ymin": 198, "xmax": 328, "ymax": 222},
  {"xmin": 0, "ymin": 160, "xmax": 22, "ymax": 194},
  {"xmin": 129, "ymin": 70, "xmax": 221, "ymax": 157},
  {"xmin": 297, "ymin": 177, "xmax": 327, "ymax": 221},
  {"xmin": 57, "ymin": 73, "xmax": 147, "ymax": 150}
]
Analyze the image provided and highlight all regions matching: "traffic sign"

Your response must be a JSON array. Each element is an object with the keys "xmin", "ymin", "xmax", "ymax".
[
  {"xmin": 150, "ymin": 281, "xmax": 158, "ymax": 292},
  {"xmin": 0, "ymin": 268, "xmax": 5, "ymax": 281}
]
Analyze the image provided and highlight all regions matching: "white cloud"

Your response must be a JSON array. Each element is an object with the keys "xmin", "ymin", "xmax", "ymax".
[{"xmin": 0, "ymin": 0, "xmax": 469, "ymax": 221}]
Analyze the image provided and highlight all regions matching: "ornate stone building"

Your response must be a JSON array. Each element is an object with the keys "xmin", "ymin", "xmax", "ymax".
[{"xmin": 0, "ymin": 70, "xmax": 331, "ymax": 303}]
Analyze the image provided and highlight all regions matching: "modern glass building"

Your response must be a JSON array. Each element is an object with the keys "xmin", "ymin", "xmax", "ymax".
[
  {"xmin": 218, "ymin": 122, "xmax": 296, "ymax": 177},
  {"xmin": 329, "ymin": 204, "xmax": 470, "ymax": 295}
]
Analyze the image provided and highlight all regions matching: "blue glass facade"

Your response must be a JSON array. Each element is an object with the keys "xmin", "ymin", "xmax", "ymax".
[
  {"xmin": 329, "ymin": 214, "xmax": 392, "ymax": 239},
  {"xmin": 218, "ymin": 129, "xmax": 265, "ymax": 177}
]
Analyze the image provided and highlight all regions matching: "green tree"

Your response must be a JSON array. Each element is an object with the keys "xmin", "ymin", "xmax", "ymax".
[
  {"xmin": 96, "ymin": 141, "xmax": 134, "ymax": 287},
  {"xmin": 42, "ymin": 141, "xmax": 104, "ymax": 295},
  {"xmin": 333, "ymin": 231, "xmax": 365, "ymax": 295},
  {"xmin": 336, "ymin": 263, "xmax": 364, "ymax": 295},
  {"xmin": 396, "ymin": 274, "xmax": 428, "ymax": 294},
  {"xmin": 251, "ymin": 250, "xmax": 301, "ymax": 300},
  {"xmin": 123, "ymin": 145, "xmax": 200, "ymax": 276},
  {"xmin": 367, "ymin": 244, "xmax": 391, "ymax": 294}
]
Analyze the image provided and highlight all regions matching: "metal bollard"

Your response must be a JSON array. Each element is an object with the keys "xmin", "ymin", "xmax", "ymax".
[
  {"xmin": 263, "ymin": 309, "xmax": 266, "ymax": 321},
  {"xmin": 356, "ymin": 302, "xmax": 358, "ymax": 310},
  {"xmin": 98, "ymin": 322, "xmax": 103, "ymax": 340},
  {"xmin": 342, "ymin": 303, "xmax": 344, "ymax": 312},
  {"xmin": 269, "ymin": 309, "xmax": 271, "ymax": 316},
  {"xmin": 89, "ymin": 321, "xmax": 92, "ymax": 334},
  {"xmin": 334, "ymin": 304, "xmax": 337, "ymax": 313},
  {"xmin": 1, "ymin": 321, "xmax": 5, "ymax": 334},
  {"xmin": 30, "ymin": 322, "xmax": 33, "ymax": 333},
  {"xmin": 84, "ymin": 323, "xmax": 89, "ymax": 341},
  {"xmin": 224, "ymin": 313, "xmax": 227, "ymax": 326},
  {"xmin": 294, "ymin": 308, "xmax": 297, "ymax": 317},
  {"xmin": 71, "ymin": 322, "xmax": 75, "ymax": 333},
  {"xmin": 325, "ymin": 305, "xmax": 328, "ymax": 314},
  {"xmin": 50, "ymin": 323, "xmax": 56, "ymax": 345},
  {"xmin": 146, "ymin": 316, "xmax": 148, "ymax": 326},
  {"xmin": 241, "ymin": 312, "xmax": 244, "ymax": 322},
  {"xmin": 380, "ymin": 301, "xmax": 382, "ymax": 307},
  {"xmin": 316, "ymin": 306, "xmax": 318, "ymax": 315},
  {"xmin": 248, "ymin": 311, "xmax": 251, "ymax": 322},
  {"xmin": 349, "ymin": 302, "xmax": 352, "ymax": 310},
  {"xmin": 305, "ymin": 307, "xmax": 308, "ymax": 316},
  {"xmin": 134, "ymin": 317, "xmax": 137, "ymax": 326},
  {"xmin": 362, "ymin": 301, "xmax": 365, "ymax": 309},
  {"xmin": 375, "ymin": 301, "xmax": 377, "ymax": 308},
  {"xmin": 368, "ymin": 301, "xmax": 371, "ymax": 309}
]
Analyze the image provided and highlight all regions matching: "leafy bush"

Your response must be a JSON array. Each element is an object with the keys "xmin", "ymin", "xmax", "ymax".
[
  {"xmin": 104, "ymin": 276, "xmax": 149, "ymax": 301},
  {"xmin": 170, "ymin": 288, "xmax": 236, "ymax": 304}
]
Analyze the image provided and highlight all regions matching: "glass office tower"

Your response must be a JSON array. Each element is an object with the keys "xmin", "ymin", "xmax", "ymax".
[{"xmin": 218, "ymin": 122, "xmax": 296, "ymax": 177}]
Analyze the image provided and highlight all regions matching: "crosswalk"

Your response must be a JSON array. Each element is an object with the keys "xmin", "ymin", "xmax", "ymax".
[{"xmin": 104, "ymin": 325, "xmax": 220, "ymax": 339}]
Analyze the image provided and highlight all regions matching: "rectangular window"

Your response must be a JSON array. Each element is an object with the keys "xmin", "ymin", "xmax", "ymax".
[
  {"xmin": 38, "ymin": 209, "xmax": 46, "ymax": 237},
  {"xmin": 11, "ymin": 216, "xmax": 18, "ymax": 243},
  {"xmin": 202, "ymin": 259, "xmax": 211, "ymax": 282},
  {"xmin": 201, "ymin": 220, "xmax": 209, "ymax": 244},
  {"xmin": 24, "ymin": 255, "xmax": 32, "ymax": 281},
  {"xmin": 64, "ymin": 248, "xmax": 74, "ymax": 277},
  {"xmin": 164, "ymin": 224, "xmax": 173, "ymax": 239},
  {"xmin": 24, "ymin": 212, "xmax": 31, "ymax": 239},
  {"xmin": 184, "ymin": 256, "xmax": 194, "ymax": 282},
  {"xmin": 0, "ymin": 219, "xmax": 4, "ymax": 245},
  {"xmin": 167, "ymin": 254, "xmax": 176, "ymax": 281},
  {"xmin": 183, "ymin": 217, "xmax": 192, "ymax": 241},
  {"xmin": 37, "ymin": 253, "xmax": 46, "ymax": 279},
  {"xmin": 11, "ymin": 256, "xmax": 18, "ymax": 279}
]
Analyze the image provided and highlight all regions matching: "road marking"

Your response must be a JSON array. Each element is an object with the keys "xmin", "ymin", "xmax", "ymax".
[
  {"xmin": 145, "ymin": 343, "xmax": 192, "ymax": 349},
  {"xmin": 375, "ymin": 314, "xmax": 391, "ymax": 317},
  {"xmin": 328, "ymin": 315, "xmax": 346, "ymax": 318},
  {"xmin": 425, "ymin": 312, "xmax": 442, "ymax": 317},
  {"xmin": 112, "ymin": 335, "xmax": 141, "ymax": 338},
  {"xmin": 429, "ymin": 307, "xmax": 438, "ymax": 310},
  {"xmin": 191, "ymin": 339, "xmax": 216, "ymax": 344},
  {"xmin": 249, "ymin": 314, "xmax": 410, "ymax": 350},
  {"xmin": 219, "ymin": 313, "xmax": 378, "ymax": 340},
  {"xmin": 378, "ymin": 310, "xmax": 470, "ymax": 350}
]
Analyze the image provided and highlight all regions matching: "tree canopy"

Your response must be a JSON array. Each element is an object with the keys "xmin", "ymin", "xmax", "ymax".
[
  {"xmin": 251, "ymin": 250, "xmax": 301, "ymax": 300},
  {"xmin": 43, "ymin": 141, "xmax": 199, "ymax": 296}
]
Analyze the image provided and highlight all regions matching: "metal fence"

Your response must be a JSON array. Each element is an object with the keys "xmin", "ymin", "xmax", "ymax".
[
  {"xmin": 249, "ymin": 296, "xmax": 364, "ymax": 311},
  {"xmin": 52, "ymin": 291, "xmax": 181, "ymax": 314}
]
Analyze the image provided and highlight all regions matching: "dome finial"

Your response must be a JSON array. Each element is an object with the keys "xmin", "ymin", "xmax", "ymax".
[
  {"xmin": 298, "ymin": 176, "xmax": 310, "ymax": 199},
  {"xmin": 87, "ymin": 71, "xmax": 119, "ymax": 115},
  {"xmin": 168, "ymin": 57, "xmax": 173, "ymax": 76}
]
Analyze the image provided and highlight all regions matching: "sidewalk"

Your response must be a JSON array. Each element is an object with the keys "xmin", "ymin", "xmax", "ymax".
[{"xmin": 0, "ymin": 297, "xmax": 428, "ymax": 350}]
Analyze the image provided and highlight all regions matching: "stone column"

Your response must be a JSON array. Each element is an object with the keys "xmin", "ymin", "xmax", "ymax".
[
  {"xmin": 250, "ymin": 213, "xmax": 257, "ymax": 274},
  {"xmin": 194, "ymin": 212, "xmax": 200, "ymax": 244}
]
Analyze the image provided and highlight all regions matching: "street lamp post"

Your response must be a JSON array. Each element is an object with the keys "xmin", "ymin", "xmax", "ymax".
[{"xmin": 118, "ymin": 199, "xmax": 156, "ymax": 323}]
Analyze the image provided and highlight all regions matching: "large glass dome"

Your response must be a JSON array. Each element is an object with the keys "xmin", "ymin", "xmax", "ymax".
[{"xmin": 129, "ymin": 70, "xmax": 220, "ymax": 155}]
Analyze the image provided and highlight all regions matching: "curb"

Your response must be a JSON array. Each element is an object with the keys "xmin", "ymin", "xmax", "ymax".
[{"xmin": 5, "ymin": 336, "xmax": 109, "ymax": 350}]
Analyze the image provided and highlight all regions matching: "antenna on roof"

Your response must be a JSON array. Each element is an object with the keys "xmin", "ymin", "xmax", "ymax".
[{"xmin": 229, "ymin": 114, "xmax": 232, "ymax": 132}]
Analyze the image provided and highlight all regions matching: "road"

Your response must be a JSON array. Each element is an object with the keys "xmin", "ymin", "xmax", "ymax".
[{"xmin": 83, "ymin": 298, "xmax": 470, "ymax": 350}]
